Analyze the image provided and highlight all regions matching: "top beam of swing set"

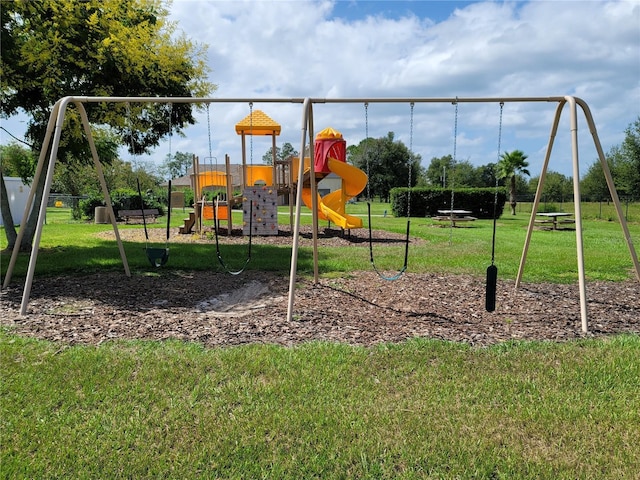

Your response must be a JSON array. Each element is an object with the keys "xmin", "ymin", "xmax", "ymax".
[{"xmin": 4, "ymin": 95, "xmax": 639, "ymax": 335}]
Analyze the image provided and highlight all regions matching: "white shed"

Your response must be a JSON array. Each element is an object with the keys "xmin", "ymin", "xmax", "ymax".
[{"xmin": 1, "ymin": 177, "xmax": 31, "ymax": 226}]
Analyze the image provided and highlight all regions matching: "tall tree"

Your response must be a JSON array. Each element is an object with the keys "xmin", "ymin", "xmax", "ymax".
[
  {"xmin": 1, "ymin": 0, "xmax": 214, "ymax": 250},
  {"xmin": 51, "ymin": 127, "xmax": 120, "ymax": 197},
  {"xmin": 528, "ymin": 171, "xmax": 573, "ymax": 203},
  {"xmin": 581, "ymin": 118, "xmax": 640, "ymax": 201},
  {"xmin": 262, "ymin": 142, "xmax": 298, "ymax": 166},
  {"xmin": 475, "ymin": 163, "xmax": 499, "ymax": 188},
  {"xmin": 496, "ymin": 149, "xmax": 530, "ymax": 215},
  {"xmin": 424, "ymin": 155, "xmax": 453, "ymax": 187},
  {"xmin": 161, "ymin": 151, "xmax": 194, "ymax": 179},
  {"xmin": 349, "ymin": 132, "xmax": 422, "ymax": 202},
  {"xmin": 424, "ymin": 156, "xmax": 498, "ymax": 188},
  {"xmin": 621, "ymin": 117, "xmax": 640, "ymax": 199}
]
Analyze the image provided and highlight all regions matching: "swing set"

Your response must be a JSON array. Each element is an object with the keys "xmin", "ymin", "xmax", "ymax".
[{"xmin": 4, "ymin": 95, "xmax": 638, "ymax": 336}]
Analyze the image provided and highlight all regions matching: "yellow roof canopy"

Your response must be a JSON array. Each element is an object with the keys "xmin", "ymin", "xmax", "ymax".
[
  {"xmin": 316, "ymin": 127, "xmax": 343, "ymax": 139},
  {"xmin": 235, "ymin": 110, "xmax": 281, "ymax": 136}
]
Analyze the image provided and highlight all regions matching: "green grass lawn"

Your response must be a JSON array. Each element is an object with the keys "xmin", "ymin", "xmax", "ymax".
[
  {"xmin": 1, "ymin": 202, "xmax": 639, "ymax": 478},
  {"xmin": 2, "ymin": 333, "xmax": 639, "ymax": 479}
]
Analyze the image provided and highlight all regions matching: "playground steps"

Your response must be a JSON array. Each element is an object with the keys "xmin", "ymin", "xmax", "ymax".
[{"xmin": 179, "ymin": 211, "xmax": 196, "ymax": 234}]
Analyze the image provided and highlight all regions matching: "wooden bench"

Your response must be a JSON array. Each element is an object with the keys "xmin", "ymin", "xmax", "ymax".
[{"xmin": 119, "ymin": 209, "xmax": 159, "ymax": 224}]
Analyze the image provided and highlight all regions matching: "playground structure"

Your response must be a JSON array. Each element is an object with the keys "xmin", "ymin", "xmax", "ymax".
[
  {"xmin": 4, "ymin": 95, "xmax": 639, "ymax": 335},
  {"xmin": 297, "ymin": 127, "xmax": 368, "ymax": 230},
  {"xmin": 181, "ymin": 109, "xmax": 291, "ymax": 236},
  {"xmin": 181, "ymin": 154, "xmax": 287, "ymax": 235},
  {"xmin": 183, "ymin": 116, "xmax": 367, "ymax": 235}
]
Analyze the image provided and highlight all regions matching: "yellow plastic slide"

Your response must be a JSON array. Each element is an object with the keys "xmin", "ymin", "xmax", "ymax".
[{"xmin": 301, "ymin": 159, "xmax": 368, "ymax": 229}]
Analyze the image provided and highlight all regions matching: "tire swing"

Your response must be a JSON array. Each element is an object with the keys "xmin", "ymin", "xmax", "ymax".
[
  {"xmin": 364, "ymin": 102, "xmax": 413, "ymax": 281},
  {"xmin": 485, "ymin": 102, "xmax": 504, "ymax": 312},
  {"xmin": 211, "ymin": 102, "xmax": 253, "ymax": 276}
]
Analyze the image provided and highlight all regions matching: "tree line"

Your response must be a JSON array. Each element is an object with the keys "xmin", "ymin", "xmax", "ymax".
[{"xmin": 2, "ymin": 117, "xmax": 637, "ymax": 230}]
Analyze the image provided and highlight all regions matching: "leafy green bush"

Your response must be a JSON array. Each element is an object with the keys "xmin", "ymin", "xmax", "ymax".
[
  {"xmin": 537, "ymin": 203, "xmax": 559, "ymax": 213},
  {"xmin": 182, "ymin": 188, "xmax": 195, "ymax": 208},
  {"xmin": 391, "ymin": 187, "xmax": 507, "ymax": 219},
  {"xmin": 78, "ymin": 192, "xmax": 105, "ymax": 220}
]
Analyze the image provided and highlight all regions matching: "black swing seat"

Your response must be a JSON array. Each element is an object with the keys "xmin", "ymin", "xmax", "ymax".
[{"xmin": 145, "ymin": 247, "xmax": 169, "ymax": 268}]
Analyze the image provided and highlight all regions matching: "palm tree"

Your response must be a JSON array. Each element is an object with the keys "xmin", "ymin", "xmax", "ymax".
[{"xmin": 497, "ymin": 150, "xmax": 530, "ymax": 215}]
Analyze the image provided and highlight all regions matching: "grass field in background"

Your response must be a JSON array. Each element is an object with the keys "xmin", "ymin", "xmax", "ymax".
[
  {"xmin": 2, "ymin": 201, "xmax": 638, "ymax": 283},
  {"xmin": 2, "ymin": 201, "xmax": 639, "ymax": 478}
]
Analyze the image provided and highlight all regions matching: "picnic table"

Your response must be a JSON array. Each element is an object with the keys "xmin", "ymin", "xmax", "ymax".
[
  {"xmin": 433, "ymin": 209, "xmax": 477, "ymax": 227},
  {"xmin": 535, "ymin": 212, "xmax": 575, "ymax": 230}
]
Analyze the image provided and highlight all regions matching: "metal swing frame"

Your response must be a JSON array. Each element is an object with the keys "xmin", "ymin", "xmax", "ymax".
[{"xmin": 4, "ymin": 96, "xmax": 638, "ymax": 336}]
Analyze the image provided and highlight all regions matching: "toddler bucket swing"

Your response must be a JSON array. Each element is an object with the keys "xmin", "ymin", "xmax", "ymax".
[{"xmin": 137, "ymin": 178, "xmax": 172, "ymax": 267}]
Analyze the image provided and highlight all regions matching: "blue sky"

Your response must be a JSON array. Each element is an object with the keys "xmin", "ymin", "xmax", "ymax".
[
  {"xmin": 334, "ymin": 1, "xmax": 477, "ymax": 22},
  {"xmin": 2, "ymin": 0, "xmax": 639, "ymax": 182}
]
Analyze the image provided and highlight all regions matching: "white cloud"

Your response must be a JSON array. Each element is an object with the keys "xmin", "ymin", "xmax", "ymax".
[
  {"xmin": 154, "ymin": 0, "xmax": 639, "ymax": 180},
  {"xmin": 2, "ymin": 0, "xmax": 638, "ymax": 181}
]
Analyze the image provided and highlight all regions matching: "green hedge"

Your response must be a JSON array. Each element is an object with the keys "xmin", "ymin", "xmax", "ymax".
[{"xmin": 391, "ymin": 187, "xmax": 507, "ymax": 219}]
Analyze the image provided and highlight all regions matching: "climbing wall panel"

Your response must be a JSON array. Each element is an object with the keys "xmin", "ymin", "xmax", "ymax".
[{"xmin": 243, "ymin": 186, "xmax": 278, "ymax": 236}]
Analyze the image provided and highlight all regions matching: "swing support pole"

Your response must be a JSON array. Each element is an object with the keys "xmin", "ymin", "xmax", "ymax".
[
  {"xmin": 516, "ymin": 96, "xmax": 640, "ymax": 332},
  {"xmin": 287, "ymin": 98, "xmax": 312, "ymax": 320}
]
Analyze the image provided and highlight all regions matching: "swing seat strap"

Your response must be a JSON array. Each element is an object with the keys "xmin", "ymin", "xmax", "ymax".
[
  {"xmin": 368, "ymin": 203, "xmax": 410, "ymax": 281},
  {"xmin": 213, "ymin": 199, "xmax": 253, "ymax": 275}
]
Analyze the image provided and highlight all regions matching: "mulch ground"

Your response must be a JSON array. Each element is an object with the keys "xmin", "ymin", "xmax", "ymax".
[{"xmin": 1, "ymin": 225, "xmax": 638, "ymax": 348}]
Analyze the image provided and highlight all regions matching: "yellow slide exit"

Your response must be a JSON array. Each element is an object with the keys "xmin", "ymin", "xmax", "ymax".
[{"xmin": 301, "ymin": 159, "xmax": 367, "ymax": 229}]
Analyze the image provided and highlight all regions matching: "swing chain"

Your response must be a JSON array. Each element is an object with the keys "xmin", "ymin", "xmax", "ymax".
[
  {"xmin": 449, "ymin": 98, "xmax": 458, "ymax": 244},
  {"xmin": 407, "ymin": 102, "xmax": 414, "ymax": 218},
  {"xmin": 452, "ymin": 97, "xmax": 459, "ymax": 158},
  {"xmin": 168, "ymin": 102, "xmax": 173, "ymax": 161},
  {"xmin": 364, "ymin": 102, "xmax": 370, "ymax": 201},
  {"xmin": 496, "ymin": 102, "xmax": 504, "ymax": 171},
  {"xmin": 491, "ymin": 102, "xmax": 504, "ymax": 265},
  {"xmin": 249, "ymin": 101, "xmax": 254, "ymax": 166},
  {"xmin": 126, "ymin": 102, "xmax": 135, "ymax": 155},
  {"xmin": 364, "ymin": 101, "xmax": 411, "ymax": 281},
  {"xmin": 206, "ymin": 103, "xmax": 213, "ymax": 160}
]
